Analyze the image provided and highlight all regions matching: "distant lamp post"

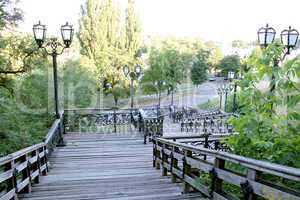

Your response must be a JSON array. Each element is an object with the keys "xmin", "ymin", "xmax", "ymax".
[
  {"xmin": 230, "ymin": 71, "xmax": 245, "ymax": 112},
  {"xmin": 221, "ymin": 83, "xmax": 233, "ymax": 112},
  {"xmin": 155, "ymin": 80, "xmax": 166, "ymax": 108},
  {"xmin": 168, "ymin": 85, "xmax": 175, "ymax": 106},
  {"xmin": 228, "ymin": 71, "xmax": 235, "ymax": 81},
  {"xmin": 217, "ymin": 88, "xmax": 223, "ymax": 109},
  {"xmin": 257, "ymin": 24, "xmax": 299, "ymax": 111},
  {"xmin": 33, "ymin": 21, "xmax": 74, "ymax": 119},
  {"xmin": 123, "ymin": 64, "xmax": 142, "ymax": 109}
]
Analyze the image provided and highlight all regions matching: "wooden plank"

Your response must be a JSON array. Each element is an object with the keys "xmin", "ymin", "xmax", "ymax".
[
  {"xmin": 0, "ymin": 169, "xmax": 13, "ymax": 183},
  {"xmin": 20, "ymin": 134, "xmax": 204, "ymax": 200},
  {"xmin": 17, "ymin": 177, "xmax": 30, "ymax": 193},
  {"xmin": 0, "ymin": 189, "xmax": 16, "ymax": 200}
]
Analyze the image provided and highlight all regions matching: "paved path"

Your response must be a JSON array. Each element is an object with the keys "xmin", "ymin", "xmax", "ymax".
[{"xmin": 21, "ymin": 134, "xmax": 206, "ymax": 200}]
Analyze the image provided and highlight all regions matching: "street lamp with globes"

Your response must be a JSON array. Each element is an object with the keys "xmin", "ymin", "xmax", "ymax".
[
  {"xmin": 33, "ymin": 21, "xmax": 74, "ymax": 119},
  {"xmin": 123, "ymin": 64, "xmax": 142, "ymax": 109},
  {"xmin": 257, "ymin": 24, "xmax": 299, "ymax": 110}
]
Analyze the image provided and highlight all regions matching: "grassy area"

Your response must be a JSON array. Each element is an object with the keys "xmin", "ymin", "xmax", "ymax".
[{"xmin": 198, "ymin": 98, "xmax": 219, "ymax": 110}]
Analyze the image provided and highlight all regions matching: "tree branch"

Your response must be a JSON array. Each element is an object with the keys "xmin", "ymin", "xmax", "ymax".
[{"xmin": 0, "ymin": 69, "xmax": 26, "ymax": 74}]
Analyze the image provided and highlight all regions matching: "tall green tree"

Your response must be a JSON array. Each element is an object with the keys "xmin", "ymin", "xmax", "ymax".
[
  {"xmin": 141, "ymin": 48, "xmax": 167, "ymax": 95},
  {"xmin": 163, "ymin": 48, "xmax": 186, "ymax": 91},
  {"xmin": 125, "ymin": 0, "xmax": 142, "ymax": 60},
  {"xmin": 0, "ymin": 0, "xmax": 23, "ymax": 30},
  {"xmin": 205, "ymin": 41, "xmax": 223, "ymax": 74},
  {"xmin": 190, "ymin": 49, "xmax": 209, "ymax": 85},
  {"xmin": 78, "ymin": 0, "xmax": 131, "ymax": 106},
  {"xmin": 218, "ymin": 54, "xmax": 241, "ymax": 76}
]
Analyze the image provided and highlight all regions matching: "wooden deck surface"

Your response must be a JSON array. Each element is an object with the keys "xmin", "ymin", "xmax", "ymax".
[{"xmin": 21, "ymin": 133, "xmax": 205, "ymax": 200}]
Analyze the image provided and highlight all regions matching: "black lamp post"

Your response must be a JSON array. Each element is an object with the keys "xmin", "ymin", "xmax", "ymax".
[
  {"xmin": 228, "ymin": 71, "xmax": 244, "ymax": 112},
  {"xmin": 168, "ymin": 85, "xmax": 175, "ymax": 106},
  {"xmin": 155, "ymin": 80, "xmax": 166, "ymax": 108},
  {"xmin": 221, "ymin": 83, "xmax": 233, "ymax": 112},
  {"xmin": 257, "ymin": 24, "xmax": 299, "ymax": 110},
  {"xmin": 228, "ymin": 71, "xmax": 238, "ymax": 112},
  {"xmin": 123, "ymin": 64, "xmax": 142, "ymax": 109},
  {"xmin": 33, "ymin": 21, "xmax": 74, "ymax": 119},
  {"xmin": 154, "ymin": 80, "xmax": 166, "ymax": 117},
  {"xmin": 217, "ymin": 88, "xmax": 222, "ymax": 109}
]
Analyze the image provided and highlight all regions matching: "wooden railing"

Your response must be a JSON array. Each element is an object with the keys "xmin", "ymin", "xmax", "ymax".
[
  {"xmin": 162, "ymin": 134, "xmax": 232, "ymax": 152},
  {"xmin": 153, "ymin": 137, "xmax": 300, "ymax": 200},
  {"xmin": 0, "ymin": 112, "xmax": 64, "ymax": 200}
]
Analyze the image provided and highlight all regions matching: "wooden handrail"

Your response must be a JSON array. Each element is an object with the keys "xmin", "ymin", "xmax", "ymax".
[
  {"xmin": 154, "ymin": 137, "xmax": 300, "ymax": 199},
  {"xmin": 162, "ymin": 133, "xmax": 232, "ymax": 141},
  {"xmin": 0, "ymin": 143, "xmax": 48, "ymax": 200},
  {"xmin": 0, "ymin": 111, "xmax": 65, "ymax": 200}
]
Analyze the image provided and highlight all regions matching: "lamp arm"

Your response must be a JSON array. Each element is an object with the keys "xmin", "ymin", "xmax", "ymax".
[
  {"xmin": 56, "ymin": 46, "xmax": 67, "ymax": 55},
  {"xmin": 41, "ymin": 39, "xmax": 66, "ymax": 55},
  {"xmin": 280, "ymin": 49, "xmax": 289, "ymax": 62}
]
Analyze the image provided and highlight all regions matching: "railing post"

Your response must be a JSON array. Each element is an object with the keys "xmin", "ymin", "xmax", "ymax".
[
  {"xmin": 171, "ymin": 146, "xmax": 178, "ymax": 183},
  {"xmin": 211, "ymin": 157, "xmax": 225, "ymax": 196},
  {"xmin": 22, "ymin": 154, "xmax": 32, "ymax": 193},
  {"xmin": 57, "ymin": 116, "xmax": 66, "ymax": 147},
  {"xmin": 183, "ymin": 150, "xmax": 192, "ymax": 194},
  {"xmin": 34, "ymin": 149, "xmax": 40, "ymax": 184},
  {"xmin": 43, "ymin": 145, "xmax": 49, "ymax": 175},
  {"xmin": 161, "ymin": 144, "xmax": 168, "ymax": 176},
  {"xmin": 241, "ymin": 169, "xmax": 259, "ymax": 200},
  {"xmin": 5, "ymin": 161, "xmax": 17, "ymax": 200},
  {"xmin": 153, "ymin": 139, "xmax": 157, "ymax": 167},
  {"xmin": 156, "ymin": 141, "xmax": 161, "ymax": 170},
  {"xmin": 113, "ymin": 108, "xmax": 117, "ymax": 133}
]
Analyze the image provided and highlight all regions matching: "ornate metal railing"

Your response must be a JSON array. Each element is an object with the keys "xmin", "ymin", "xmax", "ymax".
[
  {"xmin": 63, "ymin": 106, "xmax": 173, "ymax": 142},
  {"xmin": 180, "ymin": 113, "xmax": 234, "ymax": 134},
  {"xmin": 153, "ymin": 137, "xmax": 300, "ymax": 199},
  {"xmin": 0, "ymin": 112, "xmax": 64, "ymax": 200},
  {"xmin": 64, "ymin": 108, "xmax": 140, "ymax": 134}
]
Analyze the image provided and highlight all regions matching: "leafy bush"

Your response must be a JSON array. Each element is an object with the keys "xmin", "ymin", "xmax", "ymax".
[{"xmin": 228, "ymin": 44, "xmax": 300, "ymax": 168}]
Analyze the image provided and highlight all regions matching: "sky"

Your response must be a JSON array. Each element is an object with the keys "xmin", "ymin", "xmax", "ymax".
[{"xmin": 19, "ymin": 0, "xmax": 300, "ymax": 53}]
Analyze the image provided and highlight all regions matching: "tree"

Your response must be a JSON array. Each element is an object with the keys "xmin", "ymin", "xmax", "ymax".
[
  {"xmin": 190, "ymin": 50, "xmax": 209, "ymax": 85},
  {"xmin": 0, "ymin": 0, "xmax": 23, "ymax": 30},
  {"xmin": 141, "ymin": 48, "xmax": 167, "ymax": 95},
  {"xmin": 228, "ymin": 43, "xmax": 300, "ymax": 169},
  {"xmin": 231, "ymin": 40, "xmax": 249, "ymax": 49},
  {"xmin": 164, "ymin": 48, "xmax": 185, "ymax": 90},
  {"xmin": 78, "ymin": 0, "xmax": 132, "ymax": 106},
  {"xmin": 125, "ymin": 0, "xmax": 142, "ymax": 60},
  {"xmin": 218, "ymin": 54, "xmax": 241, "ymax": 76},
  {"xmin": 205, "ymin": 41, "xmax": 223, "ymax": 74}
]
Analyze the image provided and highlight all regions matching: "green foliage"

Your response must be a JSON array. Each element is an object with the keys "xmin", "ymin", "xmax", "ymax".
[
  {"xmin": 228, "ymin": 44, "xmax": 300, "ymax": 169},
  {"xmin": 125, "ymin": 0, "xmax": 142, "ymax": 59},
  {"xmin": 141, "ymin": 48, "xmax": 167, "ymax": 94},
  {"xmin": 231, "ymin": 40, "xmax": 250, "ymax": 49},
  {"xmin": 0, "ymin": 68, "xmax": 53, "ymax": 156},
  {"xmin": 63, "ymin": 57, "xmax": 98, "ymax": 108},
  {"xmin": 78, "ymin": 0, "xmax": 141, "ymax": 104},
  {"xmin": 0, "ymin": 0, "xmax": 23, "ymax": 30},
  {"xmin": 191, "ymin": 49, "xmax": 209, "ymax": 85},
  {"xmin": 198, "ymin": 98, "xmax": 219, "ymax": 110},
  {"xmin": 218, "ymin": 54, "xmax": 241, "ymax": 76},
  {"xmin": 205, "ymin": 41, "xmax": 223, "ymax": 73},
  {"xmin": 141, "ymin": 40, "xmax": 191, "ymax": 95}
]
